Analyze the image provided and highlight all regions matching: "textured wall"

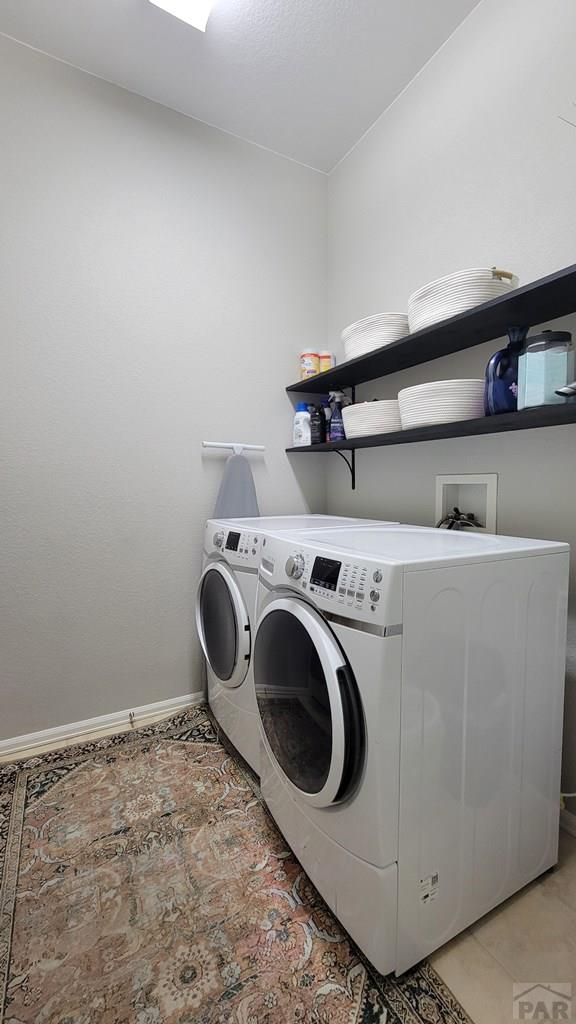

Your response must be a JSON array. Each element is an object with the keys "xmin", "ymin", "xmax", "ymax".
[
  {"xmin": 326, "ymin": 0, "xmax": 576, "ymax": 806},
  {"xmin": 0, "ymin": 0, "xmax": 479, "ymax": 170},
  {"xmin": 0, "ymin": 36, "xmax": 327, "ymax": 739}
]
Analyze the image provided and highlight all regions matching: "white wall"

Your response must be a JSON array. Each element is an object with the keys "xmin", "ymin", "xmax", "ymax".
[
  {"xmin": 3, "ymin": 0, "xmax": 576, "ymax": 805},
  {"xmin": 0, "ymin": 35, "xmax": 327, "ymax": 740},
  {"xmin": 326, "ymin": 0, "xmax": 576, "ymax": 805}
]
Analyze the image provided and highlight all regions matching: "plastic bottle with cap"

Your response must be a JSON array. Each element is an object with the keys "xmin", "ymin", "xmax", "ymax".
[
  {"xmin": 293, "ymin": 403, "xmax": 311, "ymax": 446},
  {"xmin": 321, "ymin": 397, "xmax": 332, "ymax": 432},
  {"xmin": 299, "ymin": 350, "xmax": 319, "ymax": 379},
  {"xmin": 309, "ymin": 405, "xmax": 326, "ymax": 445},
  {"xmin": 319, "ymin": 351, "xmax": 336, "ymax": 373}
]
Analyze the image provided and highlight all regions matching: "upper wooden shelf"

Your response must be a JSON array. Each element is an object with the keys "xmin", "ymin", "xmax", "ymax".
[{"xmin": 287, "ymin": 263, "xmax": 576, "ymax": 394}]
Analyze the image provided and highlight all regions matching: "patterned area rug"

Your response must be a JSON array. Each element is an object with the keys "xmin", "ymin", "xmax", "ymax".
[{"xmin": 0, "ymin": 704, "xmax": 472, "ymax": 1023}]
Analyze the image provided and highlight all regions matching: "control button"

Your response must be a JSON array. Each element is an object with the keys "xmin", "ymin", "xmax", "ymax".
[
  {"xmin": 254, "ymin": 537, "xmax": 258, "ymax": 544},
  {"xmin": 356, "ymin": 592, "xmax": 365, "ymax": 600},
  {"xmin": 286, "ymin": 554, "xmax": 305, "ymax": 579},
  {"xmin": 369, "ymin": 589, "xmax": 380, "ymax": 602},
  {"xmin": 339, "ymin": 587, "xmax": 346, "ymax": 595},
  {"xmin": 252, "ymin": 548, "xmax": 257, "ymax": 555},
  {"xmin": 373, "ymin": 570, "xmax": 383, "ymax": 583},
  {"xmin": 347, "ymin": 589, "xmax": 355, "ymax": 597}
]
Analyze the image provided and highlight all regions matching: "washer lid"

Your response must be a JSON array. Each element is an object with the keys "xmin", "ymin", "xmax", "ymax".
[{"xmin": 294, "ymin": 526, "xmax": 569, "ymax": 569}]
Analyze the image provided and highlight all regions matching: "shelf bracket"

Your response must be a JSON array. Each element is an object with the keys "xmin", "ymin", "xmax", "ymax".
[
  {"xmin": 329, "ymin": 384, "xmax": 356, "ymax": 489},
  {"xmin": 333, "ymin": 448, "xmax": 356, "ymax": 490}
]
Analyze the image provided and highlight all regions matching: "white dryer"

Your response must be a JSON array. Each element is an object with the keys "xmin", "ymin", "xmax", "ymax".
[
  {"xmin": 253, "ymin": 525, "xmax": 569, "ymax": 974},
  {"xmin": 196, "ymin": 516, "xmax": 393, "ymax": 772}
]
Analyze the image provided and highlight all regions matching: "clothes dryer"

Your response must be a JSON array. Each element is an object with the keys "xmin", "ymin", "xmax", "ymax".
[{"xmin": 253, "ymin": 526, "xmax": 569, "ymax": 973}]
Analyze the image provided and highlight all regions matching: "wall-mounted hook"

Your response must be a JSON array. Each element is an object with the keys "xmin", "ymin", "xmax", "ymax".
[{"xmin": 202, "ymin": 441, "xmax": 266, "ymax": 455}]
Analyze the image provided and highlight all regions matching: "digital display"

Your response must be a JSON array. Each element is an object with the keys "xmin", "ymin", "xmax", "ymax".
[
  {"xmin": 226, "ymin": 531, "xmax": 241, "ymax": 551},
  {"xmin": 311, "ymin": 556, "xmax": 341, "ymax": 591}
]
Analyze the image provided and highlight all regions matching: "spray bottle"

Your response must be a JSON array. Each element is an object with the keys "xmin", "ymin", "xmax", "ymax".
[{"xmin": 328, "ymin": 391, "xmax": 346, "ymax": 443}]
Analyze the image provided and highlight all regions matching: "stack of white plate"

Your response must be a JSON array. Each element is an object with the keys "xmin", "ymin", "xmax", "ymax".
[
  {"xmin": 398, "ymin": 380, "xmax": 485, "ymax": 430},
  {"xmin": 342, "ymin": 313, "xmax": 409, "ymax": 361},
  {"xmin": 408, "ymin": 268, "xmax": 519, "ymax": 333},
  {"xmin": 342, "ymin": 400, "xmax": 402, "ymax": 438}
]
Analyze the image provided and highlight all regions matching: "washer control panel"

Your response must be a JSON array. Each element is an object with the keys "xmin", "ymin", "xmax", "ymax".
[{"xmin": 283, "ymin": 551, "xmax": 383, "ymax": 612}]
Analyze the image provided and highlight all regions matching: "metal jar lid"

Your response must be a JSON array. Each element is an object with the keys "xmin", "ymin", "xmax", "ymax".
[{"xmin": 525, "ymin": 330, "xmax": 572, "ymax": 345}]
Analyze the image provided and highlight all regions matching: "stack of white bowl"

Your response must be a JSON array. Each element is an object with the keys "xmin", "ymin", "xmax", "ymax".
[
  {"xmin": 408, "ymin": 268, "xmax": 519, "ymax": 333},
  {"xmin": 398, "ymin": 380, "xmax": 485, "ymax": 430},
  {"xmin": 342, "ymin": 400, "xmax": 401, "ymax": 438},
  {"xmin": 342, "ymin": 313, "xmax": 409, "ymax": 361}
]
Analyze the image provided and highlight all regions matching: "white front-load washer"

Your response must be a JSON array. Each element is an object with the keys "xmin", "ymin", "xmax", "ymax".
[
  {"xmin": 253, "ymin": 525, "xmax": 569, "ymax": 974},
  {"xmin": 195, "ymin": 516, "xmax": 394, "ymax": 772}
]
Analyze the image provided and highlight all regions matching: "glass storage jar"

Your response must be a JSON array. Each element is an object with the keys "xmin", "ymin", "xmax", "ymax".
[{"xmin": 517, "ymin": 331, "xmax": 573, "ymax": 409}]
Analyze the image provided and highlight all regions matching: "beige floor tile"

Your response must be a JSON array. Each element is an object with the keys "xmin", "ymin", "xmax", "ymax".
[
  {"xmin": 470, "ymin": 877, "xmax": 576, "ymax": 987},
  {"xmin": 431, "ymin": 832, "xmax": 576, "ymax": 1019},
  {"xmin": 539, "ymin": 831, "xmax": 576, "ymax": 914},
  {"xmin": 0, "ymin": 739, "xmax": 69, "ymax": 763},
  {"xmin": 430, "ymin": 928, "xmax": 516, "ymax": 1024}
]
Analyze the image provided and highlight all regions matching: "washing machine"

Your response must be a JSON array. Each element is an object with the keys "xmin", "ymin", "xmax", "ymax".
[
  {"xmin": 195, "ymin": 516, "xmax": 394, "ymax": 772},
  {"xmin": 253, "ymin": 525, "xmax": 569, "ymax": 974}
]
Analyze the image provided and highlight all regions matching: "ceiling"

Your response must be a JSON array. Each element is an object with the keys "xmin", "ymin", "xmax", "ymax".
[{"xmin": 0, "ymin": 0, "xmax": 480, "ymax": 171}]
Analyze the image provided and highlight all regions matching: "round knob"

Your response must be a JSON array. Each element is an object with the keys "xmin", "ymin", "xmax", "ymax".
[
  {"xmin": 286, "ymin": 554, "xmax": 305, "ymax": 580},
  {"xmin": 373, "ymin": 570, "xmax": 383, "ymax": 583},
  {"xmin": 213, "ymin": 531, "xmax": 225, "ymax": 549},
  {"xmin": 369, "ymin": 589, "xmax": 380, "ymax": 602}
]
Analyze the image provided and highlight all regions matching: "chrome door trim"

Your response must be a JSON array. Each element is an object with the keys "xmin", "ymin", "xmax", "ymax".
[
  {"xmin": 196, "ymin": 561, "xmax": 251, "ymax": 689},
  {"xmin": 324, "ymin": 612, "xmax": 403, "ymax": 638}
]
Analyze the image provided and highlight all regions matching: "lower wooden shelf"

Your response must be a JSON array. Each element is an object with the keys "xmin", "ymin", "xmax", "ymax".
[{"xmin": 286, "ymin": 403, "xmax": 576, "ymax": 453}]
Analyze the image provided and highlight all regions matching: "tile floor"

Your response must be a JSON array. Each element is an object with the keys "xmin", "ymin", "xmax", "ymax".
[
  {"xmin": 3, "ymin": 713, "xmax": 575, "ymax": 1024},
  {"xmin": 430, "ymin": 829, "xmax": 576, "ymax": 1023}
]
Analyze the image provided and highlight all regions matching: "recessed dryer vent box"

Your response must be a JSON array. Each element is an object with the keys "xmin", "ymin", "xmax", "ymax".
[{"xmin": 435, "ymin": 474, "xmax": 498, "ymax": 532}]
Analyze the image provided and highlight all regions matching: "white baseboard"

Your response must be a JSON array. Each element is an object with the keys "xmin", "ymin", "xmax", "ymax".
[
  {"xmin": 560, "ymin": 808, "xmax": 576, "ymax": 838},
  {"xmin": 0, "ymin": 691, "xmax": 206, "ymax": 762}
]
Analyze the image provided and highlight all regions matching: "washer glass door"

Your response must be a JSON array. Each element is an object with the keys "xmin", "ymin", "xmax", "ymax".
[
  {"xmin": 254, "ymin": 598, "xmax": 363, "ymax": 807},
  {"xmin": 196, "ymin": 562, "xmax": 250, "ymax": 689}
]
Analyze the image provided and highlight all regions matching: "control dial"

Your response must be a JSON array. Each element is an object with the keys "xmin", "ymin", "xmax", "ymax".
[
  {"xmin": 213, "ymin": 531, "xmax": 225, "ymax": 549},
  {"xmin": 286, "ymin": 554, "xmax": 305, "ymax": 580}
]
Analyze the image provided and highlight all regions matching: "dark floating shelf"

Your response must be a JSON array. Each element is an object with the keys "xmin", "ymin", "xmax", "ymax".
[
  {"xmin": 287, "ymin": 263, "xmax": 576, "ymax": 395},
  {"xmin": 286, "ymin": 404, "xmax": 576, "ymax": 454}
]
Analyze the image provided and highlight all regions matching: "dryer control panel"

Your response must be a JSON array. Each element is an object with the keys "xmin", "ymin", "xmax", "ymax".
[{"xmin": 211, "ymin": 528, "xmax": 263, "ymax": 566}]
